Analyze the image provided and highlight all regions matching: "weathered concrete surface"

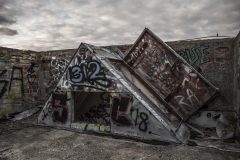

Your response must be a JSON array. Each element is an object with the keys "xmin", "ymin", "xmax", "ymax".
[
  {"xmin": 0, "ymin": 119, "xmax": 240, "ymax": 160},
  {"xmin": 233, "ymin": 32, "xmax": 240, "ymax": 140}
]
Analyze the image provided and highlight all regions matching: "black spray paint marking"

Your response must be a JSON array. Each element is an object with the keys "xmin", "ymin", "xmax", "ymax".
[
  {"xmin": 111, "ymin": 95, "xmax": 133, "ymax": 126},
  {"xmin": 8, "ymin": 66, "xmax": 24, "ymax": 94},
  {"xmin": 78, "ymin": 104, "xmax": 110, "ymax": 125},
  {"xmin": 130, "ymin": 108, "xmax": 149, "ymax": 132},
  {"xmin": 0, "ymin": 70, "xmax": 8, "ymax": 99},
  {"xmin": 52, "ymin": 93, "xmax": 68, "ymax": 123},
  {"xmin": 27, "ymin": 62, "xmax": 37, "ymax": 85}
]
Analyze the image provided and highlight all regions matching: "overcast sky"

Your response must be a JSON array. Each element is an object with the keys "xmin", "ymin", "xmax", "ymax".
[{"xmin": 0, "ymin": 0, "xmax": 239, "ymax": 51}]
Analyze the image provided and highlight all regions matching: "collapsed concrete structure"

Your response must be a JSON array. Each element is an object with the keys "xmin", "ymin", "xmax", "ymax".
[{"xmin": 1, "ymin": 28, "xmax": 240, "ymax": 144}]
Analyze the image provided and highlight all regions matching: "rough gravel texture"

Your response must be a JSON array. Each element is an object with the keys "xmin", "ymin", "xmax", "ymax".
[{"xmin": 0, "ymin": 117, "xmax": 240, "ymax": 160}]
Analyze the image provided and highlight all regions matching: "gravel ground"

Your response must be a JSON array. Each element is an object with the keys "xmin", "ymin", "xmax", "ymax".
[{"xmin": 0, "ymin": 117, "xmax": 240, "ymax": 160}]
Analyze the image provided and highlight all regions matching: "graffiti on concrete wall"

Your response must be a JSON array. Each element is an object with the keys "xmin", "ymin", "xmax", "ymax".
[
  {"xmin": 26, "ymin": 62, "xmax": 40, "ymax": 96},
  {"xmin": 111, "ymin": 95, "xmax": 133, "ymax": 126},
  {"xmin": 0, "ymin": 66, "xmax": 24, "ymax": 100},
  {"xmin": 124, "ymin": 29, "xmax": 217, "ymax": 120},
  {"xmin": 75, "ymin": 92, "xmax": 111, "ymax": 125},
  {"xmin": 58, "ymin": 45, "xmax": 126, "ymax": 92},
  {"xmin": 39, "ymin": 91, "xmax": 70, "ymax": 124},
  {"xmin": 78, "ymin": 104, "xmax": 110, "ymax": 125},
  {"xmin": 111, "ymin": 94, "xmax": 152, "ymax": 134},
  {"xmin": 0, "ymin": 69, "xmax": 8, "ymax": 99},
  {"xmin": 0, "ymin": 48, "xmax": 77, "ymax": 115},
  {"xmin": 9, "ymin": 66, "xmax": 24, "ymax": 95},
  {"xmin": 50, "ymin": 58, "xmax": 68, "ymax": 82},
  {"xmin": 69, "ymin": 59, "xmax": 111, "ymax": 88},
  {"xmin": 177, "ymin": 44, "xmax": 209, "ymax": 66},
  {"xmin": 188, "ymin": 111, "xmax": 234, "ymax": 139},
  {"xmin": 48, "ymin": 57, "xmax": 69, "ymax": 91},
  {"xmin": 110, "ymin": 93, "xmax": 176, "ymax": 141},
  {"xmin": 27, "ymin": 62, "xmax": 37, "ymax": 85},
  {"xmin": 127, "ymin": 42, "xmax": 149, "ymax": 66},
  {"xmin": 52, "ymin": 93, "xmax": 68, "ymax": 123},
  {"xmin": 168, "ymin": 67, "xmax": 205, "ymax": 117},
  {"xmin": 130, "ymin": 107, "xmax": 149, "ymax": 132}
]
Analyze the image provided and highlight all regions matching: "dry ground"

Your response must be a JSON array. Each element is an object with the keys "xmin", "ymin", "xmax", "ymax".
[{"xmin": 0, "ymin": 116, "xmax": 240, "ymax": 160}]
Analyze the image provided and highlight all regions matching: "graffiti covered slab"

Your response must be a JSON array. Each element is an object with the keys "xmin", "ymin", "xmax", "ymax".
[
  {"xmin": 124, "ymin": 28, "xmax": 218, "ymax": 120},
  {"xmin": 110, "ymin": 93, "xmax": 178, "ymax": 142},
  {"xmin": 57, "ymin": 44, "xmax": 127, "ymax": 92}
]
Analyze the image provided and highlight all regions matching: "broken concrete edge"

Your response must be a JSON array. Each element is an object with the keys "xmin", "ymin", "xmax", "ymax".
[
  {"xmin": 10, "ymin": 106, "xmax": 42, "ymax": 121},
  {"xmin": 0, "ymin": 105, "xmax": 42, "ymax": 121}
]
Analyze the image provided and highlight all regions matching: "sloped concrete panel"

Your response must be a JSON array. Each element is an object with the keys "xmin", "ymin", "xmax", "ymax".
[
  {"xmin": 124, "ymin": 28, "xmax": 218, "ymax": 120},
  {"xmin": 57, "ymin": 44, "xmax": 127, "ymax": 93}
]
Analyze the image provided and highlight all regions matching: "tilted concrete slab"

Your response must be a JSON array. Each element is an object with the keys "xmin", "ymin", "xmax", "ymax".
[{"xmin": 124, "ymin": 28, "xmax": 219, "ymax": 120}]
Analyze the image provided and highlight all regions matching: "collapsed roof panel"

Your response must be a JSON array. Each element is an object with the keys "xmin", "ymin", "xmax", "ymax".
[{"xmin": 124, "ymin": 28, "xmax": 219, "ymax": 120}]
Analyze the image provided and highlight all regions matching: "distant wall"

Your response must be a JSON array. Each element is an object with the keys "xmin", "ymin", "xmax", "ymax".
[
  {"xmin": 0, "ymin": 38, "xmax": 237, "ymax": 120},
  {"xmin": 167, "ymin": 38, "xmax": 235, "ymax": 112},
  {"xmin": 165, "ymin": 38, "xmax": 238, "ymax": 139},
  {"xmin": 0, "ymin": 47, "xmax": 75, "ymax": 116}
]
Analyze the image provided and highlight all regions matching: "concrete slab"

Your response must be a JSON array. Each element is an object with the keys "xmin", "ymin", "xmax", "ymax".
[{"xmin": 0, "ymin": 120, "xmax": 240, "ymax": 160}]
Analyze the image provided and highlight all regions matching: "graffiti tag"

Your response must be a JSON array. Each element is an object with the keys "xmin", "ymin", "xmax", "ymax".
[
  {"xmin": 52, "ymin": 93, "xmax": 68, "ymax": 123},
  {"xmin": 0, "ymin": 70, "xmax": 8, "ymax": 99},
  {"xmin": 177, "ymin": 44, "xmax": 209, "ymax": 65},
  {"xmin": 69, "ymin": 60, "xmax": 111, "ymax": 88}
]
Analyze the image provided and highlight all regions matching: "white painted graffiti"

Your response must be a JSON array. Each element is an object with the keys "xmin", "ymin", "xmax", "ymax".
[
  {"xmin": 174, "ymin": 89, "xmax": 199, "ymax": 115},
  {"xmin": 68, "ymin": 59, "xmax": 111, "ymax": 88}
]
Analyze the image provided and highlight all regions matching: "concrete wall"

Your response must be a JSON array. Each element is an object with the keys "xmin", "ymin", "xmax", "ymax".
[
  {"xmin": 0, "ymin": 47, "xmax": 75, "ymax": 116},
  {"xmin": 166, "ymin": 38, "xmax": 237, "ymax": 139},
  {"xmin": 233, "ymin": 32, "xmax": 240, "ymax": 139},
  {"xmin": 167, "ymin": 38, "xmax": 235, "ymax": 111}
]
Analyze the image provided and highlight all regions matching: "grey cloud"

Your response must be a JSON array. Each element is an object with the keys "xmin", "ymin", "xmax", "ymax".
[
  {"xmin": 0, "ymin": 0, "xmax": 18, "ymax": 26},
  {"xmin": 0, "ymin": 27, "xmax": 18, "ymax": 36},
  {"xmin": 0, "ymin": 0, "xmax": 239, "ymax": 51},
  {"xmin": 0, "ymin": 16, "xmax": 15, "ymax": 25}
]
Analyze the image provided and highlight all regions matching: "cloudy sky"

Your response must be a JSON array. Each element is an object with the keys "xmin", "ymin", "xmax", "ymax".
[{"xmin": 0, "ymin": 0, "xmax": 239, "ymax": 51}]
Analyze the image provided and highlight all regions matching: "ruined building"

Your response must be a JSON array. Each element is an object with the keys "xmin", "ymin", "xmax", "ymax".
[{"xmin": 0, "ymin": 28, "xmax": 240, "ymax": 144}]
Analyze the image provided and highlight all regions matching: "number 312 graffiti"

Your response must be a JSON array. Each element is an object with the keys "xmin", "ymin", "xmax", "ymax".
[{"xmin": 68, "ymin": 60, "xmax": 111, "ymax": 88}]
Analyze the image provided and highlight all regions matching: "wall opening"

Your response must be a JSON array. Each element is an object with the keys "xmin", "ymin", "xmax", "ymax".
[{"xmin": 74, "ymin": 92, "xmax": 111, "ymax": 126}]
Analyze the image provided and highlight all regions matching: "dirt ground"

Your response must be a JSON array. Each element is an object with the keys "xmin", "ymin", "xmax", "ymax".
[{"xmin": 0, "ymin": 116, "xmax": 240, "ymax": 160}]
